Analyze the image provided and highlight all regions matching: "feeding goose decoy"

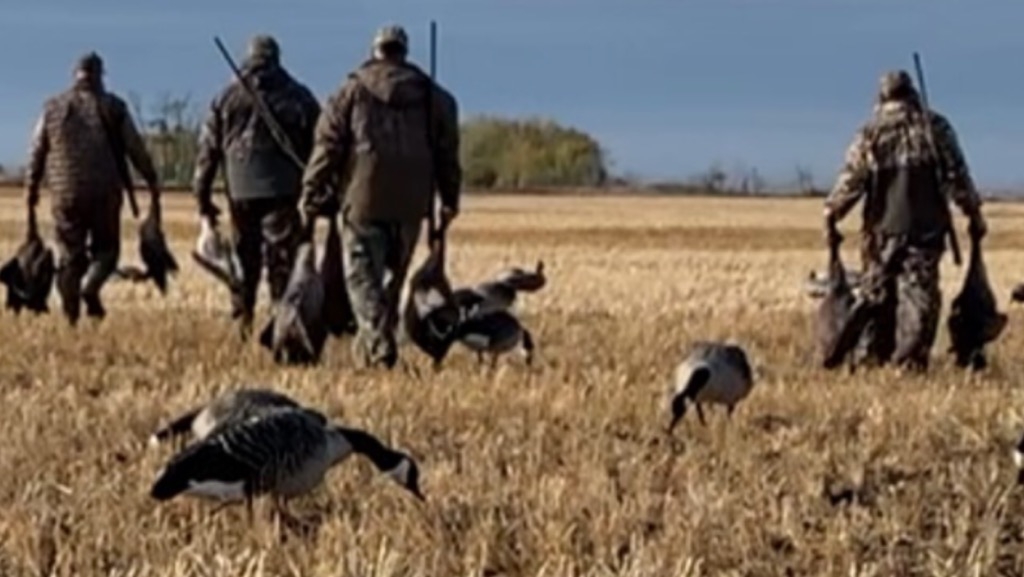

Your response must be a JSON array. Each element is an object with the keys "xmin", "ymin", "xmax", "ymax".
[
  {"xmin": 668, "ymin": 341, "xmax": 755, "ymax": 432},
  {"xmin": 402, "ymin": 226, "xmax": 462, "ymax": 369},
  {"xmin": 149, "ymin": 406, "xmax": 424, "ymax": 522},
  {"xmin": 259, "ymin": 241, "xmax": 328, "ymax": 365},
  {"xmin": 0, "ymin": 208, "xmax": 55, "ymax": 314},
  {"xmin": 947, "ymin": 234, "xmax": 1007, "ymax": 370},
  {"xmin": 191, "ymin": 215, "xmax": 243, "ymax": 292},
  {"xmin": 148, "ymin": 387, "xmax": 324, "ymax": 448},
  {"xmin": 454, "ymin": 309, "xmax": 535, "ymax": 368}
]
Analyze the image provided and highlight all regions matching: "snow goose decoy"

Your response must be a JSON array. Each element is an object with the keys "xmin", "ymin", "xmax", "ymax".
[
  {"xmin": 148, "ymin": 387, "xmax": 324, "ymax": 448},
  {"xmin": 668, "ymin": 341, "xmax": 755, "ymax": 432},
  {"xmin": 454, "ymin": 309, "xmax": 535, "ymax": 368},
  {"xmin": 149, "ymin": 407, "xmax": 424, "ymax": 521}
]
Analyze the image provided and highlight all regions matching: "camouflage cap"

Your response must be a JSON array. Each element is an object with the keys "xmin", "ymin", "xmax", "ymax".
[
  {"xmin": 75, "ymin": 51, "xmax": 104, "ymax": 76},
  {"xmin": 878, "ymin": 70, "xmax": 917, "ymax": 101},
  {"xmin": 373, "ymin": 25, "xmax": 409, "ymax": 50},
  {"xmin": 247, "ymin": 34, "xmax": 280, "ymax": 61}
]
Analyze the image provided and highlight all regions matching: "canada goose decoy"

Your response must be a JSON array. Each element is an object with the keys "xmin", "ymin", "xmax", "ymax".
[
  {"xmin": 452, "ymin": 260, "xmax": 547, "ymax": 318},
  {"xmin": 259, "ymin": 241, "xmax": 328, "ymax": 365},
  {"xmin": 454, "ymin": 309, "xmax": 535, "ymax": 368},
  {"xmin": 402, "ymin": 226, "xmax": 462, "ymax": 369},
  {"xmin": 149, "ymin": 408, "xmax": 424, "ymax": 522},
  {"xmin": 668, "ymin": 341, "xmax": 754, "ymax": 432},
  {"xmin": 0, "ymin": 208, "xmax": 55, "ymax": 314},
  {"xmin": 148, "ymin": 388, "xmax": 324, "ymax": 448}
]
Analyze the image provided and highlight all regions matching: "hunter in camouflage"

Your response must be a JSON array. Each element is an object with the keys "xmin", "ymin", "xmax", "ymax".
[
  {"xmin": 192, "ymin": 35, "xmax": 321, "ymax": 336},
  {"xmin": 25, "ymin": 52, "xmax": 161, "ymax": 325},
  {"xmin": 301, "ymin": 24, "xmax": 462, "ymax": 369},
  {"xmin": 824, "ymin": 70, "xmax": 987, "ymax": 371}
]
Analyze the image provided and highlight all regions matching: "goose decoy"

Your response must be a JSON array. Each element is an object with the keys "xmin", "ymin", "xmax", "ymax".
[
  {"xmin": 668, "ymin": 341, "xmax": 755, "ymax": 432},
  {"xmin": 454, "ymin": 309, "xmax": 535, "ymax": 368},
  {"xmin": 947, "ymin": 235, "xmax": 1007, "ymax": 371},
  {"xmin": 451, "ymin": 260, "xmax": 547, "ymax": 318},
  {"xmin": 148, "ymin": 388, "xmax": 324, "ymax": 448},
  {"xmin": 0, "ymin": 208, "xmax": 55, "ymax": 314},
  {"xmin": 149, "ymin": 407, "xmax": 424, "ymax": 522},
  {"xmin": 402, "ymin": 227, "xmax": 462, "ymax": 369},
  {"xmin": 259, "ymin": 241, "xmax": 328, "ymax": 365}
]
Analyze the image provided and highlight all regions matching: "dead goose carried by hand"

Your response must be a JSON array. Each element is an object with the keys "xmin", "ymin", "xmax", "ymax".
[
  {"xmin": 947, "ymin": 234, "xmax": 1007, "ymax": 370},
  {"xmin": 149, "ymin": 406, "xmax": 424, "ymax": 522},
  {"xmin": 402, "ymin": 228, "xmax": 462, "ymax": 370},
  {"xmin": 668, "ymin": 341, "xmax": 755, "ymax": 432},
  {"xmin": 191, "ymin": 215, "xmax": 242, "ymax": 292},
  {"xmin": 0, "ymin": 208, "xmax": 54, "ymax": 314},
  {"xmin": 816, "ymin": 231, "xmax": 857, "ymax": 368},
  {"xmin": 148, "ymin": 387, "xmax": 324, "ymax": 448},
  {"xmin": 115, "ymin": 207, "xmax": 179, "ymax": 294},
  {"xmin": 259, "ymin": 241, "xmax": 328, "ymax": 365}
]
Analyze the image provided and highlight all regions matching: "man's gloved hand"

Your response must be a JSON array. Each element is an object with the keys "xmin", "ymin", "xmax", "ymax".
[{"xmin": 968, "ymin": 213, "xmax": 987, "ymax": 241}]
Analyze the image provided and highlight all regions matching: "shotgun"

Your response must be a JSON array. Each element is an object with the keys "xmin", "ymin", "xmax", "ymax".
[
  {"xmin": 911, "ymin": 52, "xmax": 962, "ymax": 267},
  {"xmin": 426, "ymin": 20, "xmax": 439, "ymax": 244}
]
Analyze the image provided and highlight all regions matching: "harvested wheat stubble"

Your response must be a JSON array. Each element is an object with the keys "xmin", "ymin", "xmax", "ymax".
[{"xmin": 1, "ymin": 190, "xmax": 1024, "ymax": 576}]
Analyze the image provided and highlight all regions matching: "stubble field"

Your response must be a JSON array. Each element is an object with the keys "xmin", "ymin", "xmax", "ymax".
[{"xmin": 2, "ymin": 188, "xmax": 1024, "ymax": 576}]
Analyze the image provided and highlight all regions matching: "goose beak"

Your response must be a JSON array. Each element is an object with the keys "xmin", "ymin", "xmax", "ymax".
[
  {"xmin": 410, "ymin": 486, "xmax": 426, "ymax": 502},
  {"xmin": 667, "ymin": 395, "xmax": 687, "ymax": 433}
]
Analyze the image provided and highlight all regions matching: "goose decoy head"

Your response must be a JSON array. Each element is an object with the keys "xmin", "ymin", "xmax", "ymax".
[
  {"xmin": 386, "ymin": 454, "xmax": 425, "ymax": 501},
  {"xmin": 667, "ymin": 365, "xmax": 711, "ymax": 433},
  {"xmin": 496, "ymin": 260, "xmax": 547, "ymax": 292}
]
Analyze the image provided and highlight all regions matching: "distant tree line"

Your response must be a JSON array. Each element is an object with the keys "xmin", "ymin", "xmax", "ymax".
[{"xmin": 0, "ymin": 90, "xmax": 835, "ymax": 196}]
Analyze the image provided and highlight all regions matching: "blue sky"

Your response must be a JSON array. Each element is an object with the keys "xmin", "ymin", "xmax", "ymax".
[{"xmin": 0, "ymin": 0, "xmax": 1021, "ymax": 189}]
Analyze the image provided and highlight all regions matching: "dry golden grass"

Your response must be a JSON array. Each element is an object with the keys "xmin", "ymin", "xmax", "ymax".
[{"xmin": 2, "ymin": 187, "xmax": 1024, "ymax": 576}]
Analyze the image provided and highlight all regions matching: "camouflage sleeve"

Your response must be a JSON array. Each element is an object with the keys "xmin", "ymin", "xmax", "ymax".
[
  {"xmin": 26, "ymin": 106, "xmax": 50, "ymax": 195},
  {"xmin": 432, "ymin": 85, "xmax": 462, "ymax": 212},
  {"xmin": 192, "ymin": 96, "xmax": 224, "ymax": 212},
  {"xmin": 824, "ymin": 126, "xmax": 872, "ymax": 223},
  {"xmin": 295, "ymin": 85, "xmax": 321, "ymax": 163},
  {"xmin": 116, "ymin": 99, "xmax": 160, "ymax": 192},
  {"xmin": 300, "ymin": 80, "xmax": 355, "ymax": 218},
  {"xmin": 931, "ymin": 112, "xmax": 982, "ymax": 217}
]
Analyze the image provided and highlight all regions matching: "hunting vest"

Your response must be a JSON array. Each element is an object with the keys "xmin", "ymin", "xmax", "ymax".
[{"xmin": 862, "ymin": 103, "xmax": 950, "ymax": 241}]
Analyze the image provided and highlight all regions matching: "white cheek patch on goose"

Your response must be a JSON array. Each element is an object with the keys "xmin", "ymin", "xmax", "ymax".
[
  {"xmin": 385, "ymin": 459, "xmax": 410, "ymax": 484},
  {"xmin": 185, "ymin": 480, "xmax": 247, "ymax": 501}
]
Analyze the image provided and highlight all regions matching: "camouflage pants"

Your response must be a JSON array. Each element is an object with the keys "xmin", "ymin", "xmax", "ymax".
[
  {"xmin": 228, "ymin": 197, "xmax": 303, "ymax": 323},
  {"xmin": 52, "ymin": 193, "xmax": 122, "ymax": 323},
  {"xmin": 341, "ymin": 216, "xmax": 421, "ymax": 368},
  {"xmin": 855, "ymin": 235, "xmax": 943, "ymax": 371}
]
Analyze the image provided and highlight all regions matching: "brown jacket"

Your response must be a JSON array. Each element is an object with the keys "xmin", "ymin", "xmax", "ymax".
[
  {"xmin": 26, "ymin": 80, "xmax": 158, "ymax": 207},
  {"xmin": 301, "ymin": 58, "xmax": 461, "ymax": 224},
  {"xmin": 826, "ymin": 100, "xmax": 982, "ymax": 245}
]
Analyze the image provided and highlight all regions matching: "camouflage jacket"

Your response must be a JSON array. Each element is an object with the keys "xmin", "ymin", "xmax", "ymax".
[
  {"xmin": 193, "ymin": 61, "xmax": 320, "ymax": 205},
  {"xmin": 301, "ymin": 58, "xmax": 461, "ymax": 224},
  {"xmin": 826, "ymin": 100, "xmax": 982, "ymax": 242},
  {"xmin": 26, "ymin": 81, "xmax": 158, "ymax": 206}
]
